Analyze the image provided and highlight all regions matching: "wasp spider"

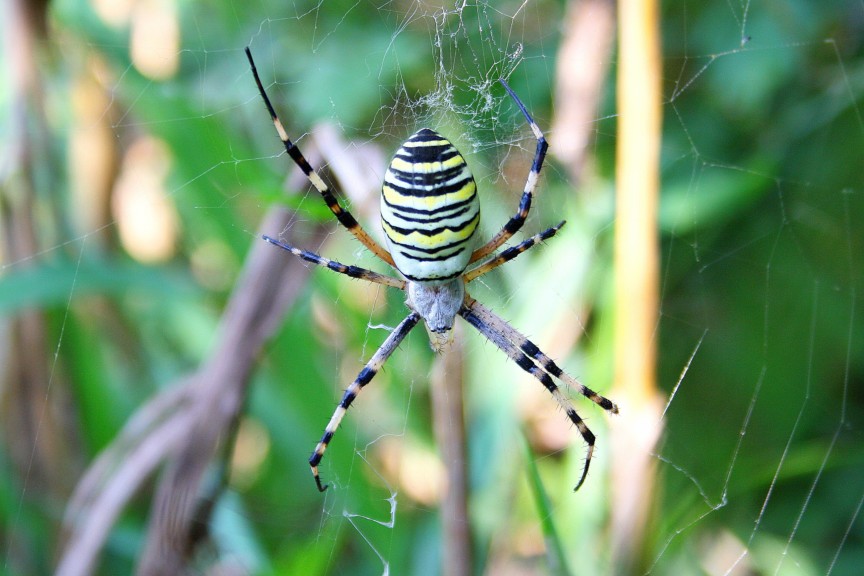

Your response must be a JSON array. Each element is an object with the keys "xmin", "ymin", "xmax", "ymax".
[{"xmin": 246, "ymin": 48, "xmax": 619, "ymax": 492}]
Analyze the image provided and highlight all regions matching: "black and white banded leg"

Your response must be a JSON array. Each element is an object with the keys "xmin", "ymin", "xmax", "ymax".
[
  {"xmin": 309, "ymin": 312, "xmax": 421, "ymax": 492},
  {"xmin": 466, "ymin": 297, "xmax": 618, "ymax": 414},
  {"xmin": 460, "ymin": 296, "xmax": 616, "ymax": 491},
  {"xmin": 263, "ymin": 236, "xmax": 405, "ymax": 290},
  {"xmin": 465, "ymin": 221, "xmax": 565, "ymax": 283},
  {"xmin": 246, "ymin": 48, "xmax": 396, "ymax": 267},
  {"xmin": 470, "ymin": 79, "xmax": 549, "ymax": 263}
]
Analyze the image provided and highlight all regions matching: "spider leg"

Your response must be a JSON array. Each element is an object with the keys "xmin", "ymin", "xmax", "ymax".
[
  {"xmin": 309, "ymin": 312, "xmax": 421, "ymax": 492},
  {"xmin": 246, "ymin": 47, "xmax": 396, "ymax": 268},
  {"xmin": 469, "ymin": 79, "xmax": 548, "ymax": 263},
  {"xmin": 464, "ymin": 221, "xmax": 565, "ymax": 283},
  {"xmin": 263, "ymin": 235, "xmax": 405, "ymax": 289},
  {"xmin": 460, "ymin": 296, "xmax": 614, "ymax": 491},
  {"xmin": 464, "ymin": 297, "xmax": 618, "ymax": 414}
]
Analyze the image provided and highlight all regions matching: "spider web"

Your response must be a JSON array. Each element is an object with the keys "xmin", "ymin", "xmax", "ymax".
[{"xmin": 2, "ymin": 0, "xmax": 863, "ymax": 575}]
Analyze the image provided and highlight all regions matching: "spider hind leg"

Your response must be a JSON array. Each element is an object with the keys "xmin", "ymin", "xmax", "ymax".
[{"xmin": 460, "ymin": 296, "xmax": 617, "ymax": 491}]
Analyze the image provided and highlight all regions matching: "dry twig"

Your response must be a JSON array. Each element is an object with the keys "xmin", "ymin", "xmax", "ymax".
[{"xmin": 57, "ymin": 128, "xmax": 384, "ymax": 575}]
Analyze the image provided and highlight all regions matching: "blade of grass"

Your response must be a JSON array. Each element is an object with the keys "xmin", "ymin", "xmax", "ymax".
[{"xmin": 522, "ymin": 436, "xmax": 572, "ymax": 576}]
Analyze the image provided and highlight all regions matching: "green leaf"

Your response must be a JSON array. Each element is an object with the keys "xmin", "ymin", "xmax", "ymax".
[{"xmin": 523, "ymin": 435, "xmax": 573, "ymax": 576}]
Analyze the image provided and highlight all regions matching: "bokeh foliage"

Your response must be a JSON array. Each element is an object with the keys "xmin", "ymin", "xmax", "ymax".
[{"xmin": 1, "ymin": 0, "xmax": 863, "ymax": 574}]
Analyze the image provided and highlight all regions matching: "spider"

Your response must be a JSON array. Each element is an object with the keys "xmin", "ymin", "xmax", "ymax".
[{"xmin": 245, "ymin": 47, "xmax": 619, "ymax": 493}]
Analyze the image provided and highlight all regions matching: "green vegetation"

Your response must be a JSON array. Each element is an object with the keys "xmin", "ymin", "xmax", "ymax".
[{"xmin": 1, "ymin": 0, "xmax": 862, "ymax": 574}]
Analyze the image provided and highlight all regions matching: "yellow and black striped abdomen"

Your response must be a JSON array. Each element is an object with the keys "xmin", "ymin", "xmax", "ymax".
[{"xmin": 380, "ymin": 128, "xmax": 480, "ymax": 283}]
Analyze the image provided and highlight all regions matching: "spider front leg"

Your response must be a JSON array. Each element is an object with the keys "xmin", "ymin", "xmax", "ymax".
[
  {"xmin": 246, "ymin": 47, "xmax": 395, "ymax": 267},
  {"xmin": 460, "ymin": 296, "xmax": 616, "ymax": 491},
  {"xmin": 464, "ymin": 221, "xmax": 565, "ymax": 283},
  {"xmin": 309, "ymin": 312, "xmax": 420, "ymax": 492},
  {"xmin": 470, "ymin": 79, "xmax": 549, "ymax": 263}
]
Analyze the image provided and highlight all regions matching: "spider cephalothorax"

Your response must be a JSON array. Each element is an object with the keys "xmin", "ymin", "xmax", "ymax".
[{"xmin": 246, "ymin": 47, "xmax": 619, "ymax": 493}]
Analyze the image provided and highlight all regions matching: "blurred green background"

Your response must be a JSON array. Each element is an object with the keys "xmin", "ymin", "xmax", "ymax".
[{"xmin": 2, "ymin": 0, "xmax": 863, "ymax": 574}]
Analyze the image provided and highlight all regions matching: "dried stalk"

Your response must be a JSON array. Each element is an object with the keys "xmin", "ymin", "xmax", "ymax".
[
  {"xmin": 430, "ymin": 324, "xmax": 471, "ymax": 576},
  {"xmin": 611, "ymin": 0, "xmax": 665, "ymax": 572}
]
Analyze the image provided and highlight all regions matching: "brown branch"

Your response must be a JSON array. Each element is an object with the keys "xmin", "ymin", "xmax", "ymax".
[
  {"xmin": 430, "ymin": 323, "xmax": 472, "ymax": 576},
  {"xmin": 55, "ymin": 203, "xmax": 324, "ymax": 576},
  {"xmin": 55, "ymin": 128, "xmax": 380, "ymax": 575},
  {"xmin": 133, "ymin": 204, "xmax": 321, "ymax": 576}
]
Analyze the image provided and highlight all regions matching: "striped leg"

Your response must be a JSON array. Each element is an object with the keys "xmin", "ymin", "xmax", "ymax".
[
  {"xmin": 309, "ymin": 312, "xmax": 421, "ymax": 492},
  {"xmin": 464, "ymin": 297, "xmax": 618, "ymax": 414},
  {"xmin": 246, "ymin": 48, "xmax": 396, "ymax": 267},
  {"xmin": 464, "ymin": 221, "xmax": 565, "ymax": 283},
  {"xmin": 263, "ymin": 235, "xmax": 405, "ymax": 289},
  {"xmin": 470, "ymin": 79, "xmax": 549, "ymax": 263},
  {"xmin": 460, "ymin": 296, "xmax": 615, "ymax": 491}
]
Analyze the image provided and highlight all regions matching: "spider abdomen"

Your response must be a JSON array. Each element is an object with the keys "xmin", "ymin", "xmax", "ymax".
[{"xmin": 381, "ymin": 128, "xmax": 480, "ymax": 283}]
